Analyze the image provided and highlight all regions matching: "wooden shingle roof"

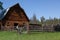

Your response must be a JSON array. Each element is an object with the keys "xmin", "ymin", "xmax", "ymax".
[{"xmin": 0, "ymin": 3, "xmax": 29, "ymax": 21}]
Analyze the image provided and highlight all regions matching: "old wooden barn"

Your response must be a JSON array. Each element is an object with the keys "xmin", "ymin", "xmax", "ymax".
[{"xmin": 0, "ymin": 3, "xmax": 29, "ymax": 32}]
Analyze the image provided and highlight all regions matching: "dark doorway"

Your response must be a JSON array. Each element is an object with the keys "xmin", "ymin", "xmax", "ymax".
[
  {"xmin": 14, "ymin": 23, "xmax": 18, "ymax": 30},
  {"xmin": 54, "ymin": 24, "xmax": 60, "ymax": 31}
]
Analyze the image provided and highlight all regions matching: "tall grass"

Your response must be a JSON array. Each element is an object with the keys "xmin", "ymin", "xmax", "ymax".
[{"xmin": 0, "ymin": 31, "xmax": 60, "ymax": 40}]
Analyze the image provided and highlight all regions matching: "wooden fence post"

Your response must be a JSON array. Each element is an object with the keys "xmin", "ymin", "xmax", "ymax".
[{"xmin": 26, "ymin": 23, "xmax": 29, "ymax": 33}]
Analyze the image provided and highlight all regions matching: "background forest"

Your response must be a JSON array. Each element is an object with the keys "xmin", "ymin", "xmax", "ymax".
[{"xmin": 30, "ymin": 14, "xmax": 60, "ymax": 26}]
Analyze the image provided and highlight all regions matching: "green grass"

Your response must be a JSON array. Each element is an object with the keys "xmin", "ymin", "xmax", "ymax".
[{"xmin": 0, "ymin": 31, "xmax": 60, "ymax": 40}]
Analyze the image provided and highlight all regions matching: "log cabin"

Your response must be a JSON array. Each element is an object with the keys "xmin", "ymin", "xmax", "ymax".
[{"xmin": 0, "ymin": 3, "xmax": 29, "ymax": 31}]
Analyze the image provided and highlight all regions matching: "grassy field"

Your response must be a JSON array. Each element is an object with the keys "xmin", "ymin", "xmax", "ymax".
[{"xmin": 0, "ymin": 31, "xmax": 60, "ymax": 40}]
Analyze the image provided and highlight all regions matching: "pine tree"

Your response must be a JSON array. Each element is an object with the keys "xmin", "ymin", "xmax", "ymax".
[{"xmin": 0, "ymin": 1, "xmax": 3, "ymax": 10}]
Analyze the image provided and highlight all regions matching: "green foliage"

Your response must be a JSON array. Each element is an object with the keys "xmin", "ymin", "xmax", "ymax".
[
  {"xmin": 40, "ymin": 16, "xmax": 60, "ymax": 25},
  {"xmin": 0, "ymin": 1, "xmax": 3, "ymax": 10},
  {"xmin": 30, "ymin": 14, "xmax": 40, "ymax": 24},
  {"xmin": 40, "ymin": 16, "xmax": 45, "ymax": 24}
]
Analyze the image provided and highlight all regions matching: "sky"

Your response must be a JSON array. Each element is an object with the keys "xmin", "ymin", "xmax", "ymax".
[{"xmin": 0, "ymin": 0, "xmax": 60, "ymax": 20}]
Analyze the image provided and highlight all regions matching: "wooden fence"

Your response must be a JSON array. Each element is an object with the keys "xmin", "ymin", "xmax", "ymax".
[{"xmin": 29, "ymin": 24, "xmax": 54, "ymax": 32}]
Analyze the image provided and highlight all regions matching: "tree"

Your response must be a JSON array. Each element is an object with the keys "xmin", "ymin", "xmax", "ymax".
[
  {"xmin": 0, "ymin": 1, "xmax": 3, "ymax": 10},
  {"xmin": 53, "ymin": 17, "xmax": 59, "ymax": 25},
  {"xmin": 0, "ymin": 1, "xmax": 5, "ymax": 20},
  {"xmin": 32, "ymin": 14, "xmax": 37, "ymax": 24},
  {"xmin": 40, "ymin": 16, "xmax": 45, "ymax": 24},
  {"xmin": 30, "ymin": 14, "xmax": 40, "ymax": 24},
  {"xmin": 45, "ymin": 17, "xmax": 53, "ymax": 25}
]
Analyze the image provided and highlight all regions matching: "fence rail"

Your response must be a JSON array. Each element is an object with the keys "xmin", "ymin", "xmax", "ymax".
[{"xmin": 29, "ymin": 25, "xmax": 54, "ymax": 32}]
